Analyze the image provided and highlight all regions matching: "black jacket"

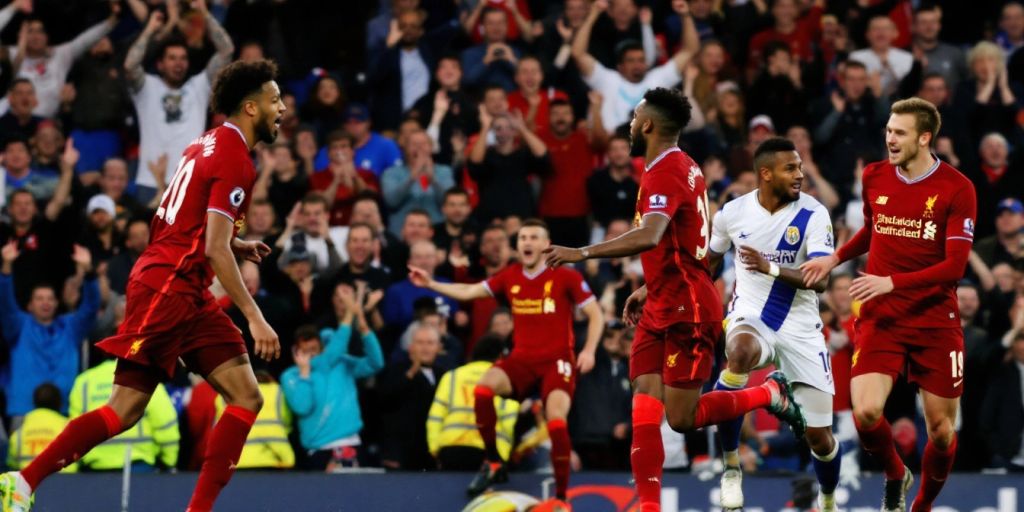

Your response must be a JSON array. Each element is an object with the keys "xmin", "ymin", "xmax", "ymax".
[{"xmin": 981, "ymin": 359, "xmax": 1024, "ymax": 466}]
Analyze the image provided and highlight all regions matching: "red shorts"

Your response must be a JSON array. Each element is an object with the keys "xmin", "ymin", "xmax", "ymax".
[
  {"xmin": 852, "ymin": 320, "xmax": 964, "ymax": 398},
  {"xmin": 96, "ymin": 280, "xmax": 247, "ymax": 393},
  {"xmin": 494, "ymin": 352, "xmax": 576, "ymax": 402},
  {"xmin": 630, "ymin": 321, "xmax": 721, "ymax": 389}
]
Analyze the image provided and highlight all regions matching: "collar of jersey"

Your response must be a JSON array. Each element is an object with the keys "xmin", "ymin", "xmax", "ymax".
[
  {"xmin": 521, "ymin": 263, "xmax": 548, "ymax": 280},
  {"xmin": 753, "ymin": 190, "xmax": 797, "ymax": 216},
  {"xmin": 645, "ymin": 147, "xmax": 682, "ymax": 172},
  {"xmin": 893, "ymin": 153, "xmax": 940, "ymax": 185},
  {"xmin": 222, "ymin": 121, "xmax": 247, "ymax": 147}
]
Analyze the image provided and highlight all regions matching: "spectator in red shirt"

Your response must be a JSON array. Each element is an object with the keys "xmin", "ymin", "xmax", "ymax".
[
  {"xmin": 538, "ymin": 97, "xmax": 605, "ymax": 247},
  {"xmin": 309, "ymin": 131, "xmax": 380, "ymax": 226},
  {"xmin": 460, "ymin": 0, "xmax": 534, "ymax": 45},
  {"xmin": 747, "ymin": 0, "xmax": 823, "ymax": 78},
  {"xmin": 507, "ymin": 56, "xmax": 568, "ymax": 133}
]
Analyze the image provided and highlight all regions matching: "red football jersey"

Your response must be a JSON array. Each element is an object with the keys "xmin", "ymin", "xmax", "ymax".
[
  {"xmin": 483, "ymin": 263, "xmax": 594, "ymax": 361},
  {"xmin": 854, "ymin": 159, "xmax": 976, "ymax": 328},
  {"xmin": 634, "ymin": 148, "xmax": 722, "ymax": 329},
  {"xmin": 132, "ymin": 123, "xmax": 256, "ymax": 298}
]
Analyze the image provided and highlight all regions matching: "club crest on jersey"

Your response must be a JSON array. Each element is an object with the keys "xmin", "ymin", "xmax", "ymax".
[
  {"xmin": 649, "ymin": 194, "xmax": 667, "ymax": 209},
  {"xmin": 785, "ymin": 226, "xmax": 801, "ymax": 245},
  {"xmin": 923, "ymin": 194, "xmax": 938, "ymax": 219},
  {"xmin": 229, "ymin": 187, "xmax": 245, "ymax": 209}
]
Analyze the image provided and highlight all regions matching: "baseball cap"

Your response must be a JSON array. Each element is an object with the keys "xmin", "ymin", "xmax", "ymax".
[
  {"xmin": 749, "ymin": 114, "xmax": 775, "ymax": 133},
  {"xmin": 280, "ymin": 246, "xmax": 314, "ymax": 267},
  {"xmin": 996, "ymin": 198, "xmax": 1023, "ymax": 214},
  {"xmin": 344, "ymin": 103, "xmax": 370, "ymax": 123},
  {"xmin": 86, "ymin": 194, "xmax": 116, "ymax": 217}
]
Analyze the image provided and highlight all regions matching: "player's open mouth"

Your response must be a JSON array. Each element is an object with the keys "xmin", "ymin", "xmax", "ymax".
[
  {"xmin": 523, "ymin": 249, "xmax": 534, "ymax": 257},
  {"xmin": 888, "ymin": 146, "xmax": 900, "ymax": 155},
  {"xmin": 274, "ymin": 117, "xmax": 282, "ymax": 126}
]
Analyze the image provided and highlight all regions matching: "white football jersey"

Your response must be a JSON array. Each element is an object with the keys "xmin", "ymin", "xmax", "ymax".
[{"xmin": 711, "ymin": 191, "xmax": 834, "ymax": 336}]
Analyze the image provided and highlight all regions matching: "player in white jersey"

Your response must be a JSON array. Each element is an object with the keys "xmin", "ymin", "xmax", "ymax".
[{"xmin": 707, "ymin": 138, "xmax": 843, "ymax": 511}]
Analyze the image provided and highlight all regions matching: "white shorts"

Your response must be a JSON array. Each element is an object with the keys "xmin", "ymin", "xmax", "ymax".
[{"xmin": 725, "ymin": 314, "xmax": 835, "ymax": 428}]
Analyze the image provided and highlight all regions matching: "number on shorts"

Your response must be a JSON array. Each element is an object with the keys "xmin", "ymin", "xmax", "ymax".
[
  {"xmin": 949, "ymin": 350, "xmax": 964, "ymax": 379},
  {"xmin": 819, "ymin": 351, "xmax": 832, "ymax": 377},
  {"xmin": 155, "ymin": 156, "xmax": 196, "ymax": 225},
  {"xmin": 556, "ymin": 359, "xmax": 572, "ymax": 378}
]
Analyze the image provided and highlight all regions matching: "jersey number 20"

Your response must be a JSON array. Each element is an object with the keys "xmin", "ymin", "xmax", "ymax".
[{"xmin": 156, "ymin": 156, "xmax": 196, "ymax": 225}]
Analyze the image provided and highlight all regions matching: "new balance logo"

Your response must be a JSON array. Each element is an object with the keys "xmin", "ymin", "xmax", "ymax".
[{"xmin": 875, "ymin": 195, "xmax": 889, "ymax": 205}]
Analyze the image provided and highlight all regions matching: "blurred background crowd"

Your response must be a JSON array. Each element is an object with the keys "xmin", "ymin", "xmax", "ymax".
[{"xmin": 0, "ymin": 0, "xmax": 1020, "ymax": 480}]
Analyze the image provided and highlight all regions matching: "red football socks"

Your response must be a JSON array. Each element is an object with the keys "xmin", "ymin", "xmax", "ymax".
[
  {"xmin": 548, "ymin": 419, "xmax": 571, "ymax": 499},
  {"xmin": 692, "ymin": 383, "xmax": 773, "ymax": 428},
  {"xmin": 912, "ymin": 436, "xmax": 957, "ymax": 511},
  {"xmin": 631, "ymin": 393, "xmax": 665, "ymax": 512},
  {"xmin": 473, "ymin": 385, "xmax": 500, "ymax": 462},
  {"xmin": 187, "ymin": 405, "xmax": 257, "ymax": 512},
  {"xmin": 855, "ymin": 416, "xmax": 906, "ymax": 481},
  {"xmin": 21, "ymin": 405, "xmax": 123, "ymax": 490}
]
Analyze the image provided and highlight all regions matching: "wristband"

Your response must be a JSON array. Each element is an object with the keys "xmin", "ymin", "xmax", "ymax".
[{"xmin": 768, "ymin": 262, "xmax": 780, "ymax": 278}]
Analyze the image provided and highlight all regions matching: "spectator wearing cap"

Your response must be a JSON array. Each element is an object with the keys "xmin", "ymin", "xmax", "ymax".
[
  {"xmin": 381, "ymin": 130, "xmax": 454, "ymax": 236},
  {"xmin": 299, "ymin": 75, "xmax": 347, "ymax": 146},
  {"xmin": 461, "ymin": 7, "xmax": 525, "ymax": 92},
  {"xmin": 964, "ymin": 133, "xmax": 1024, "ymax": 239},
  {"xmin": 0, "ymin": 79, "xmax": 42, "ymax": 148},
  {"xmin": 79, "ymin": 194, "xmax": 122, "ymax": 265},
  {"xmin": 83, "ymin": 159, "xmax": 145, "ymax": 225},
  {"xmin": 810, "ymin": 60, "xmax": 889, "ymax": 196},
  {"xmin": 747, "ymin": 42, "xmax": 807, "ymax": 133},
  {"xmin": 849, "ymin": 16, "xmax": 913, "ymax": 97},
  {"xmin": 974, "ymin": 198, "xmax": 1023, "ymax": 269},
  {"xmin": 508, "ymin": 56, "xmax": 569, "ymax": 134},
  {"xmin": 538, "ymin": 99, "xmax": 602, "ymax": 248},
  {"xmin": 572, "ymin": 0, "xmax": 701, "ymax": 131},
  {"xmin": 381, "ymin": 240, "xmax": 458, "ymax": 333},
  {"xmin": 369, "ymin": 7, "xmax": 456, "ymax": 132},
  {"xmin": 315, "ymin": 104, "xmax": 403, "ymax": 177},
  {"xmin": 309, "ymin": 130, "xmax": 380, "ymax": 226}
]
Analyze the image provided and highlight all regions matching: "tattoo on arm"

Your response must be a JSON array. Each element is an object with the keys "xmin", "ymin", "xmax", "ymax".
[{"xmin": 124, "ymin": 33, "xmax": 151, "ymax": 92}]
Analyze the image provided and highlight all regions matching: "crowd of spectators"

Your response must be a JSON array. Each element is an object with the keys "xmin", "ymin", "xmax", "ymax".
[{"xmin": 0, "ymin": 0, "xmax": 1021, "ymax": 478}]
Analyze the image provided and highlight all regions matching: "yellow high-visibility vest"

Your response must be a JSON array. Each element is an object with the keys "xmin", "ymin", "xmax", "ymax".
[
  {"xmin": 70, "ymin": 360, "xmax": 179, "ymax": 470},
  {"xmin": 427, "ymin": 361, "xmax": 519, "ymax": 460},
  {"xmin": 214, "ymin": 382, "xmax": 294, "ymax": 469},
  {"xmin": 7, "ymin": 408, "xmax": 76, "ymax": 472}
]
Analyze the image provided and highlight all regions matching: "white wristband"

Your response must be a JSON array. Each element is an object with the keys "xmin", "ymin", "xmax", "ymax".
[{"xmin": 769, "ymin": 262, "xmax": 781, "ymax": 277}]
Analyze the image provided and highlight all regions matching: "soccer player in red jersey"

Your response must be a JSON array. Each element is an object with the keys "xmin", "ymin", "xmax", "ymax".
[
  {"xmin": 544, "ymin": 88, "xmax": 805, "ymax": 512},
  {"xmin": 409, "ymin": 219, "xmax": 604, "ymax": 502},
  {"xmin": 0, "ymin": 60, "xmax": 287, "ymax": 512},
  {"xmin": 801, "ymin": 98, "xmax": 976, "ymax": 512}
]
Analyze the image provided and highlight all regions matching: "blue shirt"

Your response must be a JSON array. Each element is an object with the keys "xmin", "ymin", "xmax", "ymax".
[
  {"xmin": 380, "ymin": 278, "xmax": 460, "ymax": 331},
  {"xmin": 0, "ymin": 274, "xmax": 100, "ymax": 416},
  {"xmin": 313, "ymin": 132, "xmax": 403, "ymax": 177},
  {"xmin": 280, "ymin": 323, "xmax": 384, "ymax": 450}
]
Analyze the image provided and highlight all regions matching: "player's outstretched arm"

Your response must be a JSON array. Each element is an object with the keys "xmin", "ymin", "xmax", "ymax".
[
  {"xmin": 407, "ymin": 265, "xmax": 490, "ymax": 302},
  {"xmin": 739, "ymin": 245, "xmax": 828, "ymax": 292},
  {"xmin": 576, "ymin": 299, "xmax": 604, "ymax": 374},
  {"xmin": 570, "ymin": 0, "xmax": 605, "ymax": 77},
  {"xmin": 206, "ymin": 213, "xmax": 280, "ymax": 361},
  {"xmin": 544, "ymin": 213, "xmax": 669, "ymax": 265}
]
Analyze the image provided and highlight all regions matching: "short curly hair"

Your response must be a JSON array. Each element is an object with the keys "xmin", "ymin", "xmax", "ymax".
[
  {"xmin": 211, "ymin": 59, "xmax": 278, "ymax": 116},
  {"xmin": 642, "ymin": 87, "xmax": 692, "ymax": 137}
]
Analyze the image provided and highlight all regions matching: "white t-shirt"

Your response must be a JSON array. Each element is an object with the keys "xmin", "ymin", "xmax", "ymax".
[
  {"xmin": 132, "ymin": 73, "xmax": 212, "ymax": 188},
  {"xmin": 584, "ymin": 60, "xmax": 682, "ymax": 130},
  {"xmin": 849, "ymin": 48, "xmax": 913, "ymax": 95},
  {"xmin": 711, "ymin": 191, "xmax": 834, "ymax": 336}
]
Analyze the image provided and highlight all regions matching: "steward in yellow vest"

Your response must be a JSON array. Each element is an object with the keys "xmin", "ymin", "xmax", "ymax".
[
  {"xmin": 7, "ymin": 384, "xmax": 76, "ymax": 472},
  {"xmin": 214, "ymin": 371, "xmax": 294, "ymax": 469},
  {"xmin": 428, "ymin": 336, "xmax": 519, "ymax": 470},
  {"xmin": 69, "ymin": 359, "xmax": 179, "ymax": 470}
]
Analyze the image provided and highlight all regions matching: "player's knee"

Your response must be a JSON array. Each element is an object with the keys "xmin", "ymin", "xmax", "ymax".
[
  {"xmin": 725, "ymin": 341, "xmax": 759, "ymax": 373},
  {"xmin": 805, "ymin": 428, "xmax": 834, "ymax": 456},
  {"xmin": 925, "ymin": 418, "xmax": 955, "ymax": 447},
  {"xmin": 666, "ymin": 410, "xmax": 694, "ymax": 433},
  {"xmin": 229, "ymin": 388, "xmax": 264, "ymax": 413},
  {"xmin": 853, "ymin": 404, "xmax": 883, "ymax": 429}
]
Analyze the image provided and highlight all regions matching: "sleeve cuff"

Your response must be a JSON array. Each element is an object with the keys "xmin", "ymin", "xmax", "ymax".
[{"xmin": 207, "ymin": 208, "xmax": 236, "ymax": 222}]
